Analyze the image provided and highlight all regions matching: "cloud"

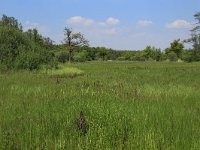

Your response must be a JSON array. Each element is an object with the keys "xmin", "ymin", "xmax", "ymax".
[
  {"xmin": 67, "ymin": 16, "xmax": 94, "ymax": 26},
  {"xmin": 64, "ymin": 16, "xmax": 188, "ymax": 49},
  {"xmin": 106, "ymin": 17, "xmax": 120, "ymax": 25},
  {"xmin": 67, "ymin": 16, "xmax": 120, "ymax": 26},
  {"xmin": 137, "ymin": 20, "xmax": 153, "ymax": 27},
  {"xmin": 66, "ymin": 16, "xmax": 120, "ymax": 36},
  {"xmin": 104, "ymin": 28, "xmax": 119, "ymax": 35},
  {"xmin": 166, "ymin": 19, "xmax": 191, "ymax": 29},
  {"xmin": 24, "ymin": 21, "xmax": 39, "ymax": 30},
  {"xmin": 23, "ymin": 21, "xmax": 49, "ymax": 34}
]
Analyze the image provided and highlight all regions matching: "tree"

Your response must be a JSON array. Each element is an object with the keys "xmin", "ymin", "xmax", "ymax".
[
  {"xmin": 0, "ymin": 14, "xmax": 22, "ymax": 30},
  {"xmin": 97, "ymin": 47, "xmax": 108, "ymax": 61},
  {"xmin": 165, "ymin": 39, "xmax": 184, "ymax": 59},
  {"xmin": 143, "ymin": 46, "xmax": 162, "ymax": 61},
  {"xmin": 0, "ymin": 15, "xmax": 57, "ymax": 70},
  {"xmin": 64, "ymin": 28, "xmax": 89, "ymax": 63},
  {"xmin": 25, "ymin": 28, "xmax": 44, "ymax": 46},
  {"xmin": 184, "ymin": 12, "xmax": 200, "ymax": 61}
]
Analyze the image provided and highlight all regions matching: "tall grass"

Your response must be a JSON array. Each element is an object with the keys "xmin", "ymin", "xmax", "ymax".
[{"xmin": 0, "ymin": 62, "xmax": 200, "ymax": 149}]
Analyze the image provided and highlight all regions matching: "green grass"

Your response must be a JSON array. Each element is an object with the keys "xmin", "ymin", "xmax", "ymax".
[
  {"xmin": 0, "ymin": 62, "xmax": 200, "ymax": 149},
  {"xmin": 41, "ymin": 65, "xmax": 84, "ymax": 78}
]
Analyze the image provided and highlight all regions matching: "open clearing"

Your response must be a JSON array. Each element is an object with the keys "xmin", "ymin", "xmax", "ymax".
[{"xmin": 0, "ymin": 62, "xmax": 200, "ymax": 149}]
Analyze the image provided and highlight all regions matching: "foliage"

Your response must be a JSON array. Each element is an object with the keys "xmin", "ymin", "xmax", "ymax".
[
  {"xmin": 167, "ymin": 51, "xmax": 178, "ymax": 62},
  {"xmin": 74, "ymin": 50, "xmax": 89, "ymax": 62},
  {"xmin": 143, "ymin": 46, "xmax": 162, "ymax": 61},
  {"xmin": 0, "ymin": 14, "xmax": 22, "ymax": 30},
  {"xmin": 96, "ymin": 47, "xmax": 108, "ymax": 61},
  {"xmin": 181, "ymin": 49, "xmax": 193, "ymax": 62},
  {"xmin": 0, "ymin": 26, "xmax": 30, "ymax": 68},
  {"xmin": 117, "ymin": 57, "xmax": 126, "ymax": 61},
  {"xmin": 57, "ymin": 51, "xmax": 69, "ymax": 63},
  {"xmin": 165, "ymin": 39, "xmax": 184, "ymax": 59},
  {"xmin": 64, "ymin": 27, "xmax": 89, "ymax": 63},
  {"xmin": 0, "ymin": 15, "xmax": 57, "ymax": 70},
  {"xmin": 184, "ymin": 12, "xmax": 200, "ymax": 61}
]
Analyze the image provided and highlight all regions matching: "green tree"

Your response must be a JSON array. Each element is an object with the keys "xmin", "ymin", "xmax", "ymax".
[
  {"xmin": 0, "ymin": 15, "xmax": 56, "ymax": 70},
  {"xmin": 97, "ymin": 47, "xmax": 108, "ymax": 61},
  {"xmin": 0, "ymin": 26, "xmax": 28, "ymax": 68},
  {"xmin": 64, "ymin": 27, "xmax": 89, "ymax": 63},
  {"xmin": 25, "ymin": 28, "xmax": 45, "ymax": 46},
  {"xmin": 0, "ymin": 14, "xmax": 22, "ymax": 30},
  {"xmin": 143, "ymin": 46, "xmax": 162, "ymax": 61},
  {"xmin": 185, "ymin": 12, "xmax": 200, "ymax": 61},
  {"xmin": 165, "ymin": 39, "xmax": 184, "ymax": 59}
]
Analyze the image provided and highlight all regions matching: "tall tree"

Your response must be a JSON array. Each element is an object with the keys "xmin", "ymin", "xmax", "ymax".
[
  {"xmin": 64, "ymin": 27, "xmax": 89, "ymax": 63},
  {"xmin": 185, "ymin": 12, "xmax": 200, "ymax": 61},
  {"xmin": 165, "ymin": 39, "xmax": 184, "ymax": 59},
  {"xmin": 0, "ymin": 14, "xmax": 22, "ymax": 30}
]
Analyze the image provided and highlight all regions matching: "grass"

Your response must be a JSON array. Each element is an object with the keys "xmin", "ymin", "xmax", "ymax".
[
  {"xmin": 41, "ymin": 65, "xmax": 84, "ymax": 78},
  {"xmin": 0, "ymin": 61, "xmax": 200, "ymax": 149}
]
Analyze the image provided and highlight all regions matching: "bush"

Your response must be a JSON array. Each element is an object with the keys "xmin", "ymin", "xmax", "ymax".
[
  {"xmin": 130, "ymin": 56, "xmax": 146, "ymax": 61},
  {"xmin": 15, "ymin": 51, "xmax": 42, "ymax": 70},
  {"xmin": 117, "ymin": 57, "xmax": 126, "ymax": 61},
  {"xmin": 0, "ymin": 25, "xmax": 57, "ymax": 70},
  {"xmin": 167, "ymin": 52, "xmax": 178, "ymax": 62},
  {"xmin": 74, "ymin": 51, "xmax": 88, "ymax": 62},
  {"xmin": 57, "ymin": 51, "xmax": 69, "ymax": 63}
]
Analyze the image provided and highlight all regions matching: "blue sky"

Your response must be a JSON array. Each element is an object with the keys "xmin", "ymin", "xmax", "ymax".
[{"xmin": 1, "ymin": 0, "xmax": 200, "ymax": 50}]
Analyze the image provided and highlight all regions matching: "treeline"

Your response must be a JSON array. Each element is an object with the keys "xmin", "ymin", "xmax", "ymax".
[
  {"xmin": 0, "ymin": 15, "xmax": 57, "ymax": 70},
  {"xmin": 55, "ymin": 39, "xmax": 191, "ymax": 63},
  {"xmin": 0, "ymin": 12, "xmax": 200, "ymax": 70}
]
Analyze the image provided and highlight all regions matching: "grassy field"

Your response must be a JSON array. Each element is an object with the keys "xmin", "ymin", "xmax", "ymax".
[{"xmin": 0, "ymin": 61, "xmax": 200, "ymax": 149}]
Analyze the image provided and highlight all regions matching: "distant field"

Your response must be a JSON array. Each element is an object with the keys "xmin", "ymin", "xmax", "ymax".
[{"xmin": 0, "ymin": 62, "xmax": 200, "ymax": 149}]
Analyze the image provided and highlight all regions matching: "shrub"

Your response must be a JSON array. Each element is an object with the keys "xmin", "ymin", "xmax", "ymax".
[
  {"xmin": 15, "ymin": 51, "xmax": 42, "ymax": 70},
  {"xmin": 57, "ymin": 51, "xmax": 69, "ymax": 63},
  {"xmin": 74, "ymin": 51, "xmax": 88, "ymax": 62},
  {"xmin": 130, "ymin": 56, "xmax": 146, "ymax": 61},
  {"xmin": 167, "ymin": 52, "xmax": 178, "ymax": 62},
  {"xmin": 117, "ymin": 57, "xmax": 126, "ymax": 61}
]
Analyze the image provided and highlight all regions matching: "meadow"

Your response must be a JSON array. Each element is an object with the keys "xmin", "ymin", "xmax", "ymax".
[{"xmin": 0, "ymin": 61, "xmax": 200, "ymax": 149}]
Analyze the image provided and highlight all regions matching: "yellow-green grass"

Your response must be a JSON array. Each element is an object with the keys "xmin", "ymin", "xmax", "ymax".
[
  {"xmin": 41, "ymin": 65, "xmax": 84, "ymax": 78},
  {"xmin": 0, "ymin": 62, "xmax": 200, "ymax": 149}
]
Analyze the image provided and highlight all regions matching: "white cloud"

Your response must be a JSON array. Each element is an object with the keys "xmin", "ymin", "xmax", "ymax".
[
  {"xmin": 64, "ymin": 16, "xmax": 189, "ymax": 49},
  {"xmin": 137, "ymin": 20, "xmax": 153, "ymax": 27},
  {"xmin": 98, "ymin": 22, "xmax": 107, "ymax": 27},
  {"xmin": 166, "ymin": 19, "xmax": 191, "ymax": 29},
  {"xmin": 24, "ymin": 21, "xmax": 39, "ymax": 30},
  {"xmin": 104, "ymin": 28, "xmax": 119, "ymax": 35},
  {"xmin": 106, "ymin": 17, "xmax": 120, "ymax": 25},
  {"xmin": 67, "ymin": 16, "xmax": 94, "ymax": 26},
  {"xmin": 67, "ymin": 16, "xmax": 120, "ymax": 27},
  {"xmin": 66, "ymin": 16, "xmax": 120, "ymax": 36},
  {"xmin": 23, "ymin": 21, "xmax": 50, "ymax": 35}
]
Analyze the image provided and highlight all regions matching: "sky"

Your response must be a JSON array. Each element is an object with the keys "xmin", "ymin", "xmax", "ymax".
[{"xmin": 0, "ymin": 0, "xmax": 200, "ymax": 50}]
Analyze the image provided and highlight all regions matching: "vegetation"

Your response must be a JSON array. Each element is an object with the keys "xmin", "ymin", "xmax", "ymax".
[
  {"xmin": 1, "ymin": 62, "xmax": 200, "ymax": 149},
  {"xmin": 165, "ymin": 39, "xmax": 184, "ymax": 60},
  {"xmin": 0, "ymin": 15, "xmax": 57, "ymax": 70},
  {"xmin": 42, "ymin": 65, "xmax": 84, "ymax": 78},
  {"xmin": 0, "ymin": 11, "xmax": 200, "ymax": 149},
  {"xmin": 64, "ymin": 27, "xmax": 89, "ymax": 63},
  {"xmin": 1, "ymin": 12, "xmax": 200, "ymax": 67},
  {"xmin": 184, "ymin": 12, "xmax": 200, "ymax": 61}
]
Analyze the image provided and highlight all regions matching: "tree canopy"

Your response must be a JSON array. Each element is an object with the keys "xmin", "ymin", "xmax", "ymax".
[{"xmin": 0, "ymin": 15, "xmax": 56, "ymax": 70}]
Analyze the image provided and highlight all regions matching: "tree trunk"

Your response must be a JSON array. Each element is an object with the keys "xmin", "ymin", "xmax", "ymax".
[
  {"xmin": 69, "ymin": 50, "xmax": 71, "ymax": 63},
  {"xmin": 68, "ymin": 47, "xmax": 73, "ymax": 63}
]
